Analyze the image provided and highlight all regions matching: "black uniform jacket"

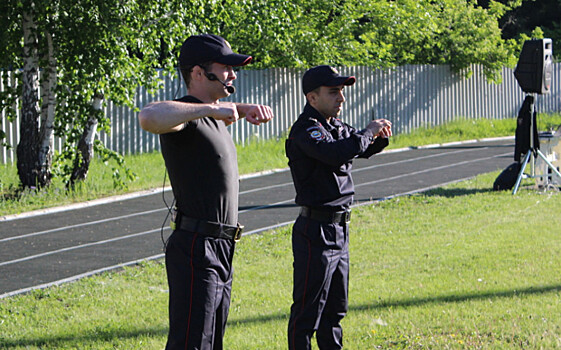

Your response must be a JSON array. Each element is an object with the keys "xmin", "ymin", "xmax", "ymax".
[{"xmin": 285, "ymin": 103, "xmax": 388, "ymax": 211}]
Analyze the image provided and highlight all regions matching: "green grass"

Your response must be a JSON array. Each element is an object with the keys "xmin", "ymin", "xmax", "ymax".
[
  {"xmin": 1, "ymin": 172, "xmax": 560, "ymax": 349},
  {"xmin": 389, "ymin": 114, "xmax": 561, "ymax": 149},
  {"xmin": 2, "ymin": 114, "xmax": 561, "ymax": 348},
  {"xmin": 1, "ymin": 114, "xmax": 561, "ymax": 216}
]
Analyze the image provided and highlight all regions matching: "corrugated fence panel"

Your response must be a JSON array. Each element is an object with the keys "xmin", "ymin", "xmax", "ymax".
[{"xmin": 2, "ymin": 64, "xmax": 561, "ymax": 164}]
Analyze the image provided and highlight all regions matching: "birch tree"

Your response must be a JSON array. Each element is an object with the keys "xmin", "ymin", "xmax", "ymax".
[{"xmin": 0, "ymin": 0, "xmax": 195, "ymax": 189}]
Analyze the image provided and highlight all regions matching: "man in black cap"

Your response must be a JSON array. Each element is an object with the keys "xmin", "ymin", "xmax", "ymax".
[
  {"xmin": 138, "ymin": 34, "xmax": 273, "ymax": 350},
  {"xmin": 285, "ymin": 65, "xmax": 392, "ymax": 350}
]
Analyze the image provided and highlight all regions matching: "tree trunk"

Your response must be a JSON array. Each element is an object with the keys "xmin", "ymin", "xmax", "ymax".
[
  {"xmin": 17, "ymin": 9, "xmax": 43, "ymax": 188},
  {"xmin": 38, "ymin": 31, "xmax": 57, "ymax": 187},
  {"xmin": 68, "ymin": 94, "xmax": 102, "ymax": 187}
]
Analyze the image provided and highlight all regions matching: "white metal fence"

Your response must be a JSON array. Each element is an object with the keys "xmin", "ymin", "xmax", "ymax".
[{"xmin": 2, "ymin": 64, "xmax": 560, "ymax": 164}]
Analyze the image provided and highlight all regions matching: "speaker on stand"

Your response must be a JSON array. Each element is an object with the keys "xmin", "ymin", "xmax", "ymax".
[{"xmin": 511, "ymin": 38, "xmax": 561, "ymax": 194}]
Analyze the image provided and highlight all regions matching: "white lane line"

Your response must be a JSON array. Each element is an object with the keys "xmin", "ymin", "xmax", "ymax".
[
  {"xmin": 0, "ymin": 147, "xmax": 513, "ymax": 298},
  {"xmin": 0, "ymin": 208, "xmax": 166, "ymax": 243},
  {"xmin": 237, "ymin": 146, "xmax": 494, "ymax": 196},
  {"xmin": 0, "ymin": 148, "xmax": 510, "ymax": 265},
  {"xmin": 0, "ymin": 228, "xmax": 165, "ymax": 267},
  {"xmin": 238, "ymin": 198, "xmax": 294, "ymax": 214},
  {"xmin": 352, "ymin": 145, "xmax": 492, "ymax": 173},
  {"xmin": 0, "ymin": 188, "xmax": 170, "ymax": 222},
  {"xmin": 0, "ymin": 253, "xmax": 165, "ymax": 299},
  {"xmin": 355, "ymin": 152, "xmax": 511, "ymax": 188},
  {"xmin": 238, "ymin": 151, "xmax": 510, "ymax": 214}
]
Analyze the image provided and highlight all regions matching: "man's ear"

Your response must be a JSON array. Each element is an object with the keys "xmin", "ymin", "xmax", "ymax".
[
  {"xmin": 306, "ymin": 91, "xmax": 317, "ymax": 104},
  {"xmin": 191, "ymin": 65, "xmax": 206, "ymax": 82}
]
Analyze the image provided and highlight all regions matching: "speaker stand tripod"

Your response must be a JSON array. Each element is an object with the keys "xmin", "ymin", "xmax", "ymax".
[{"xmin": 512, "ymin": 95, "xmax": 561, "ymax": 194}]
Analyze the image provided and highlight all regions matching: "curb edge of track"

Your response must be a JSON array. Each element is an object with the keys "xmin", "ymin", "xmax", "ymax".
[{"xmin": 0, "ymin": 136, "xmax": 514, "ymax": 222}]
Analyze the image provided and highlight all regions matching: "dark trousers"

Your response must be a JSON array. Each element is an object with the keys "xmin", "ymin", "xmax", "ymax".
[
  {"xmin": 288, "ymin": 215, "xmax": 349, "ymax": 350},
  {"xmin": 165, "ymin": 229, "xmax": 235, "ymax": 350}
]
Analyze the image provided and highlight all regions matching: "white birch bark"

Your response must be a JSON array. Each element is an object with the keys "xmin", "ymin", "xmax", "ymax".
[
  {"xmin": 38, "ymin": 31, "xmax": 57, "ymax": 185},
  {"xmin": 69, "ymin": 94, "xmax": 102, "ymax": 185},
  {"xmin": 17, "ymin": 8, "xmax": 42, "ymax": 188}
]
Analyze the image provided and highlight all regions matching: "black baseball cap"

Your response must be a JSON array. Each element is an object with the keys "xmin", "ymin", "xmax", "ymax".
[
  {"xmin": 179, "ymin": 34, "xmax": 252, "ymax": 68},
  {"xmin": 302, "ymin": 65, "xmax": 356, "ymax": 95}
]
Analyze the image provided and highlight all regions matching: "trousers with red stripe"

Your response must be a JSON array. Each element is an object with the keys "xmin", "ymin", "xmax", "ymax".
[
  {"xmin": 288, "ymin": 215, "xmax": 349, "ymax": 350},
  {"xmin": 165, "ymin": 229, "xmax": 235, "ymax": 350}
]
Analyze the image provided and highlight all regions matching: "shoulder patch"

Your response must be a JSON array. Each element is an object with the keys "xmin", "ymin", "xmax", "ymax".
[{"xmin": 306, "ymin": 126, "xmax": 325, "ymax": 141}]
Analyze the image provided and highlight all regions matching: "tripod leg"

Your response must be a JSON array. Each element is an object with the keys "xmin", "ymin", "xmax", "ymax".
[
  {"xmin": 535, "ymin": 149, "xmax": 561, "ymax": 184},
  {"xmin": 512, "ymin": 151, "xmax": 531, "ymax": 194}
]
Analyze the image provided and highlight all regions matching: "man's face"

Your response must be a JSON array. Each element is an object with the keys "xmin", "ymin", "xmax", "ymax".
[
  {"xmin": 308, "ymin": 85, "xmax": 346, "ymax": 119},
  {"xmin": 206, "ymin": 62, "xmax": 237, "ymax": 98}
]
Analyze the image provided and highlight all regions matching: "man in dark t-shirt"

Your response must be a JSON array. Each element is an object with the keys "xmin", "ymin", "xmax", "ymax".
[
  {"xmin": 160, "ymin": 95, "xmax": 239, "ymax": 226},
  {"xmin": 138, "ymin": 34, "xmax": 273, "ymax": 350}
]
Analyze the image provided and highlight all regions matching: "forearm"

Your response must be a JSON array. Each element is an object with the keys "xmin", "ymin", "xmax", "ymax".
[{"xmin": 138, "ymin": 101, "xmax": 221, "ymax": 134}]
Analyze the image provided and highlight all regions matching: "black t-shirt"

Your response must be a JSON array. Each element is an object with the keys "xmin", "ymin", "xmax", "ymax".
[{"xmin": 159, "ymin": 95, "xmax": 239, "ymax": 225}]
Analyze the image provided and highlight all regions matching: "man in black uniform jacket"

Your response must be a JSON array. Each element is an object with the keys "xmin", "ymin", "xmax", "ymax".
[
  {"xmin": 138, "ymin": 34, "xmax": 273, "ymax": 350},
  {"xmin": 285, "ymin": 65, "xmax": 392, "ymax": 350}
]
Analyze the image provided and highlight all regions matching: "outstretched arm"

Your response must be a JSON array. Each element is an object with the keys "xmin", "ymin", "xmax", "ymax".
[
  {"xmin": 138, "ymin": 101, "xmax": 274, "ymax": 134},
  {"xmin": 138, "ymin": 101, "xmax": 240, "ymax": 134}
]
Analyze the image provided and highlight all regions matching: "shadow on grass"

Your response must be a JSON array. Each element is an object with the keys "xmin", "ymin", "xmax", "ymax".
[
  {"xmin": 4, "ymin": 284, "xmax": 560, "ymax": 348},
  {"xmin": 238, "ymin": 203, "xmax": 298, "ymax": 211},
  {"xmin": 228, "ymin": 283, "xmax": 561, "ymax": 326},
  {"xmin": 421, "ymin": 187, "xmax": 494, "ymax": 197},
  {"xmin": 1, "ymin": 325, "xmax": 168, "ymax": 349},
  {"xmin": 354, "ymin": 187, "xmax": 495, "ymax": 203}
]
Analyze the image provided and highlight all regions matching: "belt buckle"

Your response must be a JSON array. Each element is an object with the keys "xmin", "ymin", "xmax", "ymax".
[
  {"xmin": 345, "ymin": 210, "xmax": 351, "ymax": 223},
  {"xmin": 234, "ymin": 223, "xmax": 244, "ymax": 242}
]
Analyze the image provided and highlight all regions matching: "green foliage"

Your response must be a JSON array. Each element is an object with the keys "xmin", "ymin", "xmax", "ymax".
[
  {"xmin": 358, "ymin": 0, "xmax": 519, "ymax": 82},
  {"xmin": 494, "ymin": 0, "xmax": 561, "ymax": 58},
  {"xmin": 0, "ymin": 0, "xmax": 542, "ymax": 190}
]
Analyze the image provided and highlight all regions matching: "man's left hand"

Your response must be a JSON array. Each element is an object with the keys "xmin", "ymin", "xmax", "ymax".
[{"xmin": 236, "ymin": 103, "xmax": 274, "ymax": 125}]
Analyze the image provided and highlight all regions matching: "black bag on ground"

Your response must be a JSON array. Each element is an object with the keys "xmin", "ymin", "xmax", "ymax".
[{"xmin": 493, "ymin": 162, "xmax": 522, "ymax": 191}]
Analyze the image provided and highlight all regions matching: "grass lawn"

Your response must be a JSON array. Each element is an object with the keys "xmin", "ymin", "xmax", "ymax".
[
  {"xmin": 1, "ymin": 172, "xmax": 560, "ymax": 349},
  {"xmin": 2, "ymin": 114, "xmax": 561, "ymax": 348}
]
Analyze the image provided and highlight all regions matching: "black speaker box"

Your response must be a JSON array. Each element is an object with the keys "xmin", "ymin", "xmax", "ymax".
[{"xmin": 514, "ymin": 38, "xmax": 553, "ymax": 94}]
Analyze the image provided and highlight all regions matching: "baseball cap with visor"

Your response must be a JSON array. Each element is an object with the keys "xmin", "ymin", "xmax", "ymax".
[
  {"xmin": 179, "ymin": 34, "xmax": 252, "ymax": 68},
  {"xmin": 302, "ymin": 65, "xmax": 356, "ymax": 95}
]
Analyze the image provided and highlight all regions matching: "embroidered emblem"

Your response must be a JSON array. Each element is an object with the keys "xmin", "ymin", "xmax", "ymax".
[{"xmin": 308, "ymin": 127, "xmax": 325, "ymax": 141}]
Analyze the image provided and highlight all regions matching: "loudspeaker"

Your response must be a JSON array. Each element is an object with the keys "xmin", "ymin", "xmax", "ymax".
[
  {"xmin": 493, "ymin": 162, "xmax": 522, "ymax": 191},
  {"xmin": 514, "ymin": 38, "xmax": 553, "ymax": 94}
]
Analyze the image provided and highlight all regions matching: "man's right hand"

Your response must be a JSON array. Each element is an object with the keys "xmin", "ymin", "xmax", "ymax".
[
  {"xmin": 366, "ymin": 119, "xmax": 392, "ymax": 138},
  {"xmin": 212, "ymin": 102, "xmax": 240, "ymax": 126}
]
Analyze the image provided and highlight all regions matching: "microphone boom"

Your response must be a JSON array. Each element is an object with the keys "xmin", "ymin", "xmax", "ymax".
[{"xmin": 205, "ymin": 72, "xmax": 235, "ymax": 94}]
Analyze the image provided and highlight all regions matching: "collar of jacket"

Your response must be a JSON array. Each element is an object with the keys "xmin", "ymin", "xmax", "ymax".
[{"xmin": 301, "ymin": 103, "xmax": 342, "ymax": 132}]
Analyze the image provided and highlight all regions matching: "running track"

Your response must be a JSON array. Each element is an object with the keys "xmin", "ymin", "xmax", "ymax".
[{"xmin": 0, "ymin": 138, "xmax": 515, "ymax": 298}]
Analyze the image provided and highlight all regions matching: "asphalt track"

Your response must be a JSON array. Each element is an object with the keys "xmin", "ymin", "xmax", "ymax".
[{"xmin": 0, "ymin": 138, "xmax": 516, "ymax": 298}]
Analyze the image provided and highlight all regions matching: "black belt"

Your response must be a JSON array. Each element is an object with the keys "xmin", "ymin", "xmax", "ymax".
[
  {"xmin": 300, "ymin": 207, "xmax": 351, "ymax": 224},
  {"xmin": 174, "ymin": 215, "xmax": 244, "ymax": 242}
]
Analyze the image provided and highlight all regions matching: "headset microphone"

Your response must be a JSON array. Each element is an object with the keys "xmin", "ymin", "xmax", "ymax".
[{"xmin": 204, "ymin": 72, "xmax": 236, "ymax": 94}]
